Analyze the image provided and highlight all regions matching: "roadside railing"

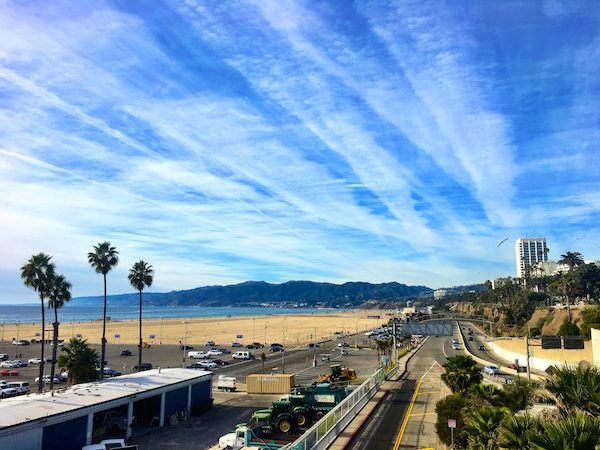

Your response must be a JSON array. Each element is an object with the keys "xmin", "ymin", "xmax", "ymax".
[
  {"xmin": 282, "ymin": 364, "xmax": 389, "ymax": 450},
  {"xmin": 282, "ymin": 337, "xmax": 427, "ymax": 450}
]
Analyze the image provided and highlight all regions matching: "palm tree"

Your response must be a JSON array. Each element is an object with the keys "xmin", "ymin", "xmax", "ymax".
[
  {"xmin": 442, "ymin": 354, "xmax": 483, "ymax": 394},
  {"xmin": 465, "ymin": 406, "xmax": 510, "ymax": 450},
  {"xmin": 500, "ymin": 414, "xmax": 539, "ymax": 449},
  {"xmin": 469, "ymin": 383, "xmax": 505, "ymax": 407},
  {"xmin": 128, "ymin": 260, "xmax": 154, "ymax": 371},
  {"xmin": 20, "ymin": 253, "xmax": 55, "ymax": 393},
  {"xmin": 528, "ymin": 412, "xmax": 600, "ymax": 450},
  {"xmin": 57, "ymin": 337, "xmax": 98, "ymax": 384},
  {"xmin": 545, "ymin": 364, "xmax": 600, "ymax": 415},
  {"xmin": 559, "ymin": 252, "xmax": 585, "ymax": 271},
  {"xmin": 47, "ymin": 274, "xmax": 72, "ymax": 391},
  {"xmin": 88, "ymin": 242, "xmax": 119, "ymax": 379}
]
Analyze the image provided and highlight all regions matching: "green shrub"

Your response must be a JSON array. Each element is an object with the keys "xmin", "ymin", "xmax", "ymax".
[
  {"xmin": 435, "ymin": 394, "xmax": 467, "ymax": 447},
  {"xmin": 558, "ymin": 318, "xmax": 580, "ymax": 337}
]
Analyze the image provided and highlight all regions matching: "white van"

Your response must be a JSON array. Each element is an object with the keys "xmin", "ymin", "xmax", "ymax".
[
  {"xmin": 232, "ymin": 351, "xmax": 253, "ymax": 360},
  {"xmin": 188, "ymin": 351, "xmax": 207, "ymax": 359},
  {"xmin": 8, "ymin": 381, "xmax": 30, "ymax": 394}
]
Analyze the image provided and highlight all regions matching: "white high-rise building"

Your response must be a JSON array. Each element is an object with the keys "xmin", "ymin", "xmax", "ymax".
[{"xmin": 515, "ymin": 238, "xmax": 548, "ymax": 278}]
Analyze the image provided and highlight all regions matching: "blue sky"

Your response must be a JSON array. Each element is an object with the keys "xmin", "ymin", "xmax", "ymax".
[{"xmin": 0, "ymin": 0, "xmax": 598, "ymax": 303}]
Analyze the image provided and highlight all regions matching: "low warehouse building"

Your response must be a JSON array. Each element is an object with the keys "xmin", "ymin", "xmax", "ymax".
[{"xmin": 0, "ymin": 368, "xmax": 212, "ymax": 450}]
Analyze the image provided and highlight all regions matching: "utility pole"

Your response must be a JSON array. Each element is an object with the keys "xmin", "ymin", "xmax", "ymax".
[
  {"xmin": 181, "ymin": 321, "xmax": 188, "ymax": 368},
  {"xmin": 526, "ymin": 329, "xmax": 531, "ymax": 383},
  {"xmin": 313, "ymin": 327, "xmax": 317, "ymax": 367},
  {"xmin": 392, "ymin": 321, "xmax": 397, "ymax": 364}
]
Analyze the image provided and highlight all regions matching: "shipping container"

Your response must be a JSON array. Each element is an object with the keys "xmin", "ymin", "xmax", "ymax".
[{"xmin": 246, "ymin": 374, "xmax": 295, "ymax": 394}]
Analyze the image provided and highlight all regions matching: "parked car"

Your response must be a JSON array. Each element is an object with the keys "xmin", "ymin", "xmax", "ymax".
[
  {"xmin": 0, "ymin": 361, "xmax": 19, "ymax": 369},
  {"xmin": 231, "ymin": 342, "xmax": 242, "ymax": 348},
  {"xmin": 0, "ymin": 385, "xmax": 18, "ymax": 398},
  {"xmin": 232, "ymin": 351, "xmax": 254, "ymax": 360},
  {"xmin": 35, "ymin": 375, "xmax": 61, "ymax": 384},
  {"xmin": 206, "ymin": 340, "xmax": 216, "ymax": 346},
  {"xmin": 180, "ymin": 345, "xmax": 194, "ymax": 350},
  {"xmin": 82, "ymin": 439, "xmax": 126, "ymax": 450},
  {"xmin": 119, "ymin": 349, "xmax": 132, "ymax": 356},
  {"xmin": 102, "ymin": 367, "xmax": 121, "ymax": 377},
  {"xmin": 12, "ymin": 340, "xmax": 30, "ymax": 346},
  {"xmin": 218, "ymin": 348, "xmax": 231, "ymax": 354},
  {"xmin": 270, "ymin": 343, "xmax": 284, "ymax": 352},
  {"xmin": 452, "ymin": 343, "xmax": 460, "ymax": 350},
  {"xmin": 0, "ymin": 354, "xmax": 8, "ymax": 361},
  {"xmin": 7, "ymin": 381, "xmax": 30, "ymax": 395},
  {"xmin": 211, "ymin": 359, "xmax": 230, "ymax": 366},
  {"xmin": 198, "ymin": 360, "xmax": 217, "ymax": 370},
  {"xmin": 252, "ymin": 342, "xmax": 264, "ymax": 348},
  {"xmin": 15, "ymin": 360, "xmax": 28, "ymax": 367},
  {"xmin": 308, "ymin": 343, "xmax": 321, "ymax": 348},
  {"xmin": 0, "ymin": 369, "xmax": 18, "ymax": 376},
  {"xmin": 188, "ymin": 351, "xmax": 207, "ymax": 359},
  {"xmin": 133, "ymin": 362, "xmax": 153, "ymax": 371},
  {"xmin": 28, "ymin": 358, "xmax": 42, "ymax": 365},
  {"xmin": 187, "ymin": 362, "xmax": 208, "ymax": 370},
  {"xmin": 206, "ymin": 349, "xmax": 223, "ymax": 357},
  {"xmin": 478, "ymin": 345, "xmax": 485, "ymax": 351},
  {"xmin": 58, "ymin": 371, "xmax": 69, "ymax": 381}
]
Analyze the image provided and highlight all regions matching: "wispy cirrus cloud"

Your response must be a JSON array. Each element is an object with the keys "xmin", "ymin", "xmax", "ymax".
[{"xmin": 0, "ymin": 0, "xmax": 598, "ymax": 302}]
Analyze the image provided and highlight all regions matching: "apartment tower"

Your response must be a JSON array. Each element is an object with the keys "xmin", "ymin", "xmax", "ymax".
[{"xmin": 515, "ymin": 237, "xmax": 548, "ymax": 278}]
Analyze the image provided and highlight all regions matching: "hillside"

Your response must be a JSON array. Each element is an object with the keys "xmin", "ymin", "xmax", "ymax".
[{"xmin": 73, "ymin": 280, "xmax": 433, "ymax": 307}]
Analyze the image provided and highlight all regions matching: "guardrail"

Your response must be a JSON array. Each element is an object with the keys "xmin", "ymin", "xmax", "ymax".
[{"xmin": 282, "ymin": 340, "xmax": 424, "ymax": 450}]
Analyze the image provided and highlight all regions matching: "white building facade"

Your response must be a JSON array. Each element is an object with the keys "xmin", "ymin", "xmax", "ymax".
[{"xmin": 515, "ymin": 237, "xmax": 548, "ymax": 278}]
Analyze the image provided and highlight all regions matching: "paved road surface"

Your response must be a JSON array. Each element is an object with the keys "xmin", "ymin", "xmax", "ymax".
[{"xmin": 346, "ymin": 336, "xmax": 454, "ymax": 450}]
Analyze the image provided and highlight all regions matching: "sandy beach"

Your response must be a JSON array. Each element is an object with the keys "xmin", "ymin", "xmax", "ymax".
[{"xmin": 3, "ymin": 310, "xmax": 387, "ymax": 347}]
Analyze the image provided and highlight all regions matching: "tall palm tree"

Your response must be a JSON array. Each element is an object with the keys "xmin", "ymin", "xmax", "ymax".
[
  {"xmin": 128, "ymin": 260, "xmax": 153, "ymax": 371},
  {"xmin": 21, "ymin": 253, "xmax": 55, "ymax": 393},
  {"xmin": 88, "ymin": 242, "xmax": 119, "ymax": 379},
  {"xmin": 442, "ymin": 354, "xmax": 483, "ymax": 394},
  {"xmin": 47, "ymin": 274, "xmax": 72, "ymax": 391},
  {"xmin": 559, "ymin": 252, "xmax": 585, "ymax": 271}
]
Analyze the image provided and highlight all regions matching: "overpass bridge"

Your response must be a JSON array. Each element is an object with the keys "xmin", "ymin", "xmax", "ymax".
[{"xmin": 396, "ymin": 313, "xmax": 493, "ymax": 336}]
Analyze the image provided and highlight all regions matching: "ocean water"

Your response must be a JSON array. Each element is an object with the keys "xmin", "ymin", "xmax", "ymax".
[{"xmin": 0, "ymin": 304, "xmax": 336, "ymax": 324}]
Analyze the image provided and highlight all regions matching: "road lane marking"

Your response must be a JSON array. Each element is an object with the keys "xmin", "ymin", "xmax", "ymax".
[
  {"xmin": 392, "ymin": 361, "xmax": 437, "ymax": 450},
  {"xmin": 409, "ymin": 412, "xmax": 436, "ymax": 417}
]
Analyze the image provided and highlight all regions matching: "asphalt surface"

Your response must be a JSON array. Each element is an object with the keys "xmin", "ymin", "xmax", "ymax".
[{"xmin": 345, "ymin": 336, "xmax": 455, "ymax": 450}]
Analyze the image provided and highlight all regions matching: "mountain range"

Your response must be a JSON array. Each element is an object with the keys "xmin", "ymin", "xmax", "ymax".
[{"xmin": 73, "ymin": 280, "xmax": 433, "ymax": 307}]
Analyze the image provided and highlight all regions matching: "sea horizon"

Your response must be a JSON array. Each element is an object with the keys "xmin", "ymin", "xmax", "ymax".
[{"xmin": 0, "ymin": 304, "xmax": 340, "ymax": 325}]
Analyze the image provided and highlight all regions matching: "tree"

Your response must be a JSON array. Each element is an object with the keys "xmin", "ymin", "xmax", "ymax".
[
  {"xmin": 57, "ymin": 338, "xmax": 98, "ymax": 384},
  {"xmin": 260, "ymin": 352, "xmax": 266, "ymax": 374},
  {"xmin": 545, "ymin": 364, "xmax": 600, "ymax": 415},
  {"xmin": 502, "ymin": 378, "xmax": 538, "ymax": 412},
  {"xmin": 47, "ymin": 274, "xmax": 72, "ymax": 391},
  {"xmin": 557, "ymin": 317, "xmax": 580, "ymax": 337},
  {"xmin": 575, "ymin": 263, "xmax": 600, "ymax": 303},
  {"xmin": 507, "ymin": 291, "xmax": 545, "ymax": 326},
  {"xmin": 442, "ymin": 355, "xmax": 483, "ymax": 394},
  {"xmin": 88, "ymin": 242, "xmax": 119, "ymax": 379},
  {"xmin": 559, "ymin": 252, "xmax": 585, "ymax": 271},
  {"xmin": 469, "ymin": 383, "xmax": 505, "ymax": 407},
  {"xmin": 20, "ymin": 253, "xmax": 56, "ymax": 393},
  {"xmin": 580, "ymin": 306, "xmax": 600, "ymax": 339},
  {"xmin": 435, "ymin": 393, "xmax": 467, "ymax": 447},
  {"xmin": 128, "ymin": 260, "xmax": 153, "ymax": 372},
  {"xmin": 464, "ymin": 406, "xmax": 509, "ymax": 450},
  {"xmin": 549, "ymin": 273, "xmax": 578, "ymax": 321},
  {"xmin": 528, "ymin": 412, "xmax": 600, "ymax": 450}
]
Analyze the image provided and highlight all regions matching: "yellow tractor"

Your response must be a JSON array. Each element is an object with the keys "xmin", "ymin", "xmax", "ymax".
[{"xmin": 318, "ymin": 364, "xmax": 356, "ymax": 383}]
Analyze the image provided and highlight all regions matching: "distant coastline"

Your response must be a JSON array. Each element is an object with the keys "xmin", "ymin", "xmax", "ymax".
[{"xmin": 0, "ymin": 304, "xmax": 339, "ymax": 325}]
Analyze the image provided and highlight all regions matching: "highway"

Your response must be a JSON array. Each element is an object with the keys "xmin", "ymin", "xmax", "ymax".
[{"xmin": 345, "ymin": 336, "xmax": 457, "ymax": 450}]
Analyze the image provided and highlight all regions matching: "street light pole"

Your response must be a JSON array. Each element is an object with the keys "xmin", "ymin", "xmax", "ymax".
[{"xmin": 181, "ymin": 321, "xmax": 189, "ymax": 368}]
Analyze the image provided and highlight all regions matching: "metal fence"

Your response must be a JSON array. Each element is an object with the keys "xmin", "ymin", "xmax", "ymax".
[{"xmin": 282, "ymin": 363, "xmax": 397, "ymax": 450}]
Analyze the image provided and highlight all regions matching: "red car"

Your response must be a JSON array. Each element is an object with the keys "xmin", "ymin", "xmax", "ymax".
[{"xmin": 0, "ymin": 369, "xmax": 18, "ymax": 376}]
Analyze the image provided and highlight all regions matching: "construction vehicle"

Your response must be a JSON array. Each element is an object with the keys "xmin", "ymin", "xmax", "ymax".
[
  {"xmin": 317, "ymin": 364, "xmax": 356, "ymax": 383},
  {"xmin": 249, "ymin": 382, "xmax": 348, "ymax": 433}
]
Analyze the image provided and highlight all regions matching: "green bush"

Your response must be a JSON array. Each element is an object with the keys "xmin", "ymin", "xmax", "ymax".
[
  {"xmin": 558, "ymin": 318, "xmax": 580, "ymax": 337},
  {"xmin": 528, "ymin": 327, "xmax": 541, "ymax": 337},
  {"xmin": 435, "ymin": 394, "xmax": 467, "ymax": 447}
]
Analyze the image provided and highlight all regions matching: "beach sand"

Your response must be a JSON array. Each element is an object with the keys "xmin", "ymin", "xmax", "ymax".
[{"xmin": 5, "ymin": 310, "xmax": 387, "ymax": 347}]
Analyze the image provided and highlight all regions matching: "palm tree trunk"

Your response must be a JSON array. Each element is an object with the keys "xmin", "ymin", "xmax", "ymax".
[
  {"xmin": 49, "ymin": 307, "xmax": 59, "ymax": 391},
  {"xmin": 101, "ymin": 274, "xmax": 107, "ymax": 380},
  {"xmin": 138, "ymin": 289, "xmax": 143, "ymax": 371},
  {"xmin": 39, "ymin": 293, "xmax": 45, "ymax": 393}
]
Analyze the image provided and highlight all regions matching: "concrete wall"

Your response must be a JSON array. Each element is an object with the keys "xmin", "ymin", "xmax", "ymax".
[
  {"xmin": 488, "ymin": 337, "xmax": 593, "ymax": 371},
  {"xmin": 592, "ymin": 328, "xmax": 600, "ymax": 367}
]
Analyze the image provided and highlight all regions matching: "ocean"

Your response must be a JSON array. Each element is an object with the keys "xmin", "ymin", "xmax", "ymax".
[{"xmin": 0, "ymin": 304, "xmax": 336, "ymax": 324}]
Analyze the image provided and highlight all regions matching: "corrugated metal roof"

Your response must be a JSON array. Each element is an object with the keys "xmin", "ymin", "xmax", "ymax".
[{"xmin": 0, "ymin": 368, "xmax": 211, "ymax": 429}]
